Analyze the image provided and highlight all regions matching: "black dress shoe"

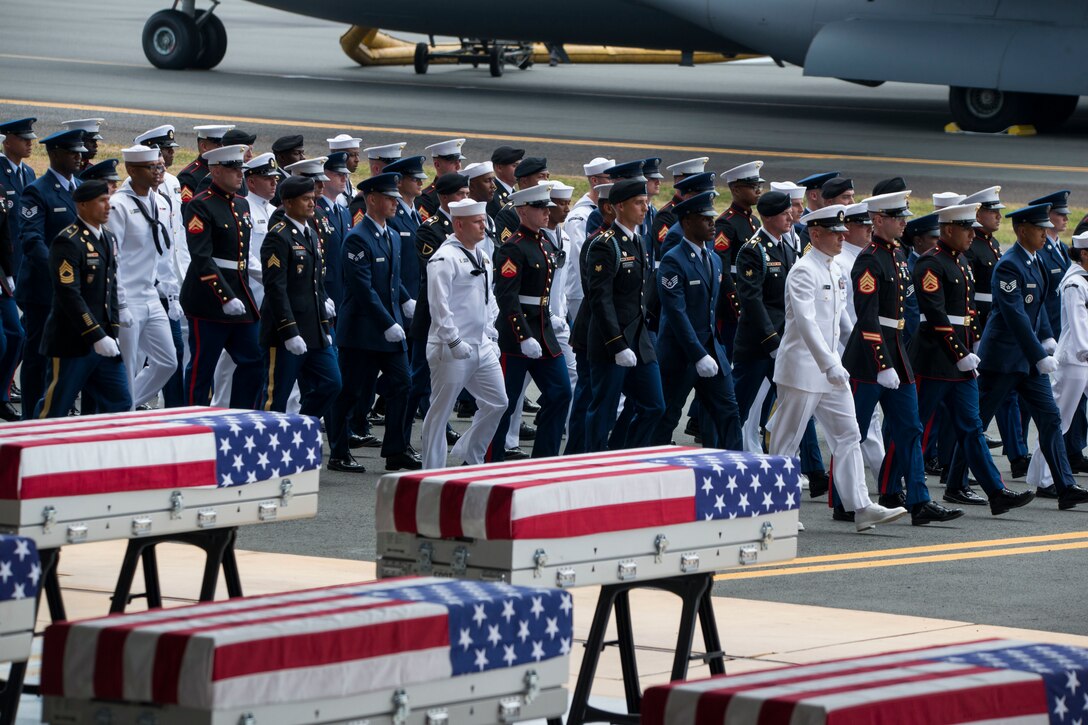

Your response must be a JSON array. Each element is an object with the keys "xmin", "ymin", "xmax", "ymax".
[
  {"xmin": 684, "ymin": 417, "xmax": 701, "ymax": 436},
  {"xmin": 1009, "ymin": 455, "xmax": 1031, "ymax": 478},
  {"xmin": 328, "ymin": 456, "xmax": 366, "ymax": 473},
  {"xmin": 807, "ymin": 470, "xmax": 830, "ymax": 499},
  {"xmin": 367, "ymin": 411, "xmax": 386, "ymax": 426},
  {"xmin": 984, "ymin": 433, "xmax": 1002, "ymax": 449},
  {"xmin": 519, "ymin": 422, "xmax": 536, "ymax": 441},
  {"xmin": 385, "ymin": 452, "xmax": 423, "ymax": 471},
  {"xmin": 989, "ymin": 487, "xmax": 1035, "ymax": 515},
  {"xmin": 349, "ymin": 433, "xmax": 382, "ymax": 449},
  {"xmin": 0, "ymin": 402, "xmax": 18, "ymax": 422},
  {"xmin": 406, "ymin": 444, "xmax": 419, "ymax": 456},
  {"xmin": 447, "ymin": 428, "xmax": 461, "ymax": 445},
  {"xmin": 1036, "ymin": 483, "xmax": 1059, "ymax": 499},
  {"xmin": 924, "ymin": 457, "xmax": 944, "ymax": 477},
  {"xmin": 504, "ymin": 447, "xmax": 529, "ymax": 460},
  {"xmin": 911, "ymin": 501, "xmax": 965, "ymax": 525},
  {"xmin": 8, "ymin": 384, "xmax": 19, "ymax": 404},
  {"xmin": 832, "ymin": 504, "xmax": 855, "ymax": 523},
  {"xmin": 943, "ymin": 488, "xmax": 987, "ymax": 506},
  {"xmin": 1069, "ymin": 457, "xmax": 1088, "ymax": 474},
  {"xmin": 878, "ymin": 491, "xmax": 907, "ymax": 509},
  {"xmin": 455, "ymin": 400, "xmax": 478, "ymax": 419},
  {"xmin": 373, "ymin": 396, "xmax": 387, "ymax": 417},
  {"xmin": 523, "ymin": 398, "xmax": 541, "ymax": 413},
  {"xmin": 1059, "ymin": 483, "xmax": 1088, "ymax": 510}
]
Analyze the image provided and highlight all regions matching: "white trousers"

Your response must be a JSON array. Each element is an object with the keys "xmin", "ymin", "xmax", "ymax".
[
  {"xmin": 422, "ymin": 341, "xmax": 508, "ymax": 470},
  {"xmin": 1027, "ymin": 366, "xmax": 1088, "ymax": 487},
  {"xmin": 861, "ymin": 408, "xmax": 886, "ymax": 478},
  {"xmin": 742, "ymin": 377, "xmax": 772, "ymax": 453},
  {"xmin": 768, "ymin": 384, "xmax": 872, "ymax": 512},
  {"xmin": 118, "ymin": 300, "xmax": 177, "ymax": 409},
  {"xmin": 213, "ymin": 351, "xmax": 300, "ymax": 412}
]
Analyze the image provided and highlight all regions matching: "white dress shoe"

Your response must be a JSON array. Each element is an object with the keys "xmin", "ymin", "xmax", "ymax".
[{"xmin": 855, "ymin": 503, "xmax": 909, "ymax": 532}]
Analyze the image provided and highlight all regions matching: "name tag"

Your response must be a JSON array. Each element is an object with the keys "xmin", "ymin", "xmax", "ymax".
[
  {"xmin": 689, "ymin": 279, "xmax": 701, "ymax": 285},
  {"xmin": 376, "ymin": 257, "xmax": 386, "ymax": 263},
  {"xmin": 4, "ymin": 190, "xmax": 13, "ymax": 196},
  {"xmin": 1027, "ymin": 283, "xmax": 1037, "ymax": 288},
  {"xmin": 53, "ymin": 207, "xmax": 66, "ymax": 213},
  {"xmin": 1051, "ymin": 269, "xmax": 1061, "ymax": 274},
  {"xmin": 399, "ymin": 232, "xmax": 410, "ymax": 237}
]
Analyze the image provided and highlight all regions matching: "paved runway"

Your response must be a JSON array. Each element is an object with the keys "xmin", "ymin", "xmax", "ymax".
[{"xmin": 4, "ymin": 0, "xmax": 1088, "ymax": 635}]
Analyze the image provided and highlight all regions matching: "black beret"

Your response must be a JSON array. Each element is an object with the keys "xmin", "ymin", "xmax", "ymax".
[
  {"xmin": 280, "ymin": 175, "xmax": 315, "ymax": 201},
  {"xmin": 491, "ymin": 145, "xmax": 525, "ymax": 165},
  {"xmin": 872, "ymin": 177, "xmax": 907, "ymax": 196},
  {"xmin": 609, "ymin": 179, "xmax": 647, "ymax": 205},
  {"xmin": 271, "ymin": 134, "xmax": 304, "ymax": 153},
  {"xmin": 756, "ymin": 190, "xmax": 791, "ymax": 217},
  {"xmin": 821, "ymin": 177, "xmax": 853, "ymax": 200},
  {"xmin": 73, "ymin": 179, "xmax": 109, "ymax": 203},
  {"xmin": 515, "ymin": 157, "xmax": 547, "ymax": 178},
  {"xmin": 434, "ymin": 172, "xmax": 470, "ymax": 195},
  {"xmin": 223, "ymin": 128, "xmax": 256, "ymax": 146}
]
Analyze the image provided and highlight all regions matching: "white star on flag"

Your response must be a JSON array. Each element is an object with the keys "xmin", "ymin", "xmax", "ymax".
[
  {"xmin": 749, "ymin": 473, "xmax": 761, "ymax": 491},
  {"xmin": 13, "ymin": 540, "xmax": 29, "ymax": 561},
  {"xmin": 560, "ymin": 637, "xmax": 572, "ymax": 655},
  {"xmin": 714, "ymin": 495, "xmax": 725, "ymax": 513},
  {"xmin": 472, "ymin": 603, "xmax": 487, "ymax": 627},
  {"xmin": 0, "ymin": 561, "xmax": 11, "ymax": 583},
  {"xmin": 243, "ymin": 436, "xmax": 256, "ymax": 453},
  {"xmin": 738, "ymin": 493, "xmax": 749, "ymax": 511},
  {"xmin": 559, "ymin": 594, "xmax": 572, "ymax": 616},
  {"xmin": 487, "ymin": 624, "xmax": 502, "ymax": 646},
  {"xmin": 458, "ymin": 628, "xmax": 473, "ymax": 650},
  {"xmin": 1055, "ymin": 695, "xmax": 1069, "ymax": 720},
  {"xmin": 292, "ymin": 431, "xmax": 303, "ymax": 448},
  {"xmin": 219, "ymin": 438, "xmax": 231, "ymax": 455},
  {"xmin": 503, "ymin": 644, "xmax": 517, "ymax": 666},
  {"xmin": 1069, "ymin": 670, "xmax": 1081, "ymax": 693},
  {"xmin": 531, "ymin": 641, "xmax": 545, "ymax": 662},
  {"xmin": 517, "ymin": 620, "xmax": 530, "ymax": 642},
  {"xmin": 762, "ymin": 492, "xmax": 774, "ymax": 510},
  {"xmin": 725, "ymin": 476, "xmax": 738, "ymax": 493},
  {"xmin": 530, "ymin": 596, "xmax": 544, "ymax": 619},
  {"xmin": 545, "ymin": 617, "xmax": 559, "ymax": 639},
  {"xmin": 701, "ymin": 477, "xmax": 714, "ymax": 495},
  {"xmin": 501, "ymin": 600, "xmax": 516, "ymax": 622},
  {"xmin": 474, "ymin": 648, "xmax": 489, "ymax": 670}
]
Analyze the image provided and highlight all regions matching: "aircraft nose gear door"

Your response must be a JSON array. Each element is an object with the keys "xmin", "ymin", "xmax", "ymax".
[{"xmin": 143, "ymin": 0, "xmax": 228, "ymax": 70}]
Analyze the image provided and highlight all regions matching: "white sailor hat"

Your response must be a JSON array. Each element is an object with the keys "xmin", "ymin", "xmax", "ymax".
[
  {"xmin": 961, "ymin": 185, "xmax": 1005, "ymax": 210},
  {"xmin": 425, "ymin": 138, "xmax": 466, "ymax": 159},
  {"xmin": 509, "ymin": 184, "xmax": 555, "ymax": 207},
  {"xmin": 938, "ymin": 203, "xmax": 983, "ymax": 227},
  {"xmin": 194, "ymin": 124, "xmax": 235, "ymax": 140},
  {"xmin": 770, "ymin": 181, "xmax": 805, "ymax": 201},
  {"xmin": 121, "ymin": 144, "xmax": 160, "ymax": 164},
  {"xmin": 594, "ymin": 183, "xmax": 614, "ymax": 202},
  {"xmin": 364, "ymin": 142, "xmax": 406, "ymax": 160},
  {"xmin": 843, "ymin": 202, "xmax": 872, "ymax": 225},
  {"xmin": 285, "ymin": 157, "xmax": 329, "ymax": 181},
  {"xmin": 61, "ymin": 118, "xmax": 104, "ymax": 140},
  {"xmin": 543, "ymin": 180, "xmax": 574, "ymax": 200},
  {"xmin": 201, "ymin": 144, "xmax": 248, "ymax": 167},
  {"xmin": 863, "ymin": 191, "xmax": 913, "ymax": 217},
  {"xmin": 244, "ymin": 152, "xmax": 279, "ymax": 176},
  {"xmin": 932, "ymin": 192, "xmax": 966, "ymax": 210},
  {"xmin": 721, "ymin": 160, "xmax": 765, "ymax": 185},
  {"xmin": 666, "ymin": 157, "xmax": 710, "ymax": 177},
  {"xmin": 801, "ymin": 204, "xmax": 848, "ymax": 232},
  {"xmin": 462, "ymin": 161, "xmax": 494, "ymax": 179},
  {"xmin": 449, "ymin": 199, "xmax": 487, "ymax": 217},
  {"xmin": 327, "ymin": 134, "xmax": 361, "ymax": 151},
  {"xmin": 1072, "ymin": 232, "xmax": 1088, "ymax": 249},
  {"xmin": 135, "ymin": 124, "xmax": 179, "ymax": 148},
  {"xmin": 583, "ymin": 157, "xmax": 615, "ymax": 176}
]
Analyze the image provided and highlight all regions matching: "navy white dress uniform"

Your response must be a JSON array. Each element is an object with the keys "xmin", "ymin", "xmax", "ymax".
[
  {"xmin": 327, "ymin": 134, "xmax": 362, "ymax": 208},
  {"xmin": 768, "ymin": 205, "xmax": 907, "ymax": 531},
  {"xmin": 460, "ymin": 162, "xmax": 499, "ymax": 260},
  {"xmin": 108, "ymin": 145, "xmax": 180, "ymax": 408},
  {"xmin": 1030, "ymin": 190, "xmax": 1073, "ymax": 337},
  {"xmin": 417, "ymin": 138, "xmax": 466, "ymax": 221},
  {"xmin": 257, "ymin": 176, "xmax": 341, "ymax": 417},
  {"xmin": 178, "ymin": 125, "xmax": 233, "ymax": 205},
  {"xmin": 421, "ymin": 199, "xmax": 507, "ymax": 469},
  {"xmin": 651, "ymin": 191, "xmax": 743, "ymax": 450},
  {"xmin": 35, "ymin": 181, "xmax": 131, "ymax": 417},
  {"xmin": 946, "ymin": 204, "xmax": 1088, "ymax": 511},
  {"xmin": 564, "ymin": 157, "xmax": 614, "ymax": 323},
  {"xmin": 489, "ymin": 184, "xmax": 574, "ymax": 460},
  {"xmin": 714, "ymin": 161, "xmax": 763, "ymax": 275},
  {"xmin": 179, "ymin": 144, "xmax": 263, "ymax": 408},
  {"xmin": 327, "ymin": 173, "xmax": 419, "ymax": 471},
  {"xmin": 17, "ymin": 128, "xmax": 86, "ymax": 419}
]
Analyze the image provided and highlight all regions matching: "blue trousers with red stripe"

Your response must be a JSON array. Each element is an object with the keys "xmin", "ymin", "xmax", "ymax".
[
  {"xmin": 184, "ymin": 317, "xmax": 262, "ymax": 408},
  {"xmin": 490, "ymin": 352, "xmax": 572, "ymax": 461},
  {"xmin": 918, "ymin": 376, "xmax": 1006, "ymax": 496}
]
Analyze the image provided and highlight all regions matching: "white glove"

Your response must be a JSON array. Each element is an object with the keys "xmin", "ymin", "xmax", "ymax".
[
  {"xmin": 167, "ymin": 296, "xmax": 183, "ymax": 321},
  {"xmin": 384, "ymin": 324, "xmax": 406, "ymax": 342},
  {"xmin": 326, "ymin": 334, "xmax": 333, "ymax": 346},
  {"xmin": 615, "ymin": 348, "xmax": 637, "ymax": 367},
  {"xmin": 401, "ymin": 299, "xmax": 416, "ymax": 318},
  {"xmin": 876, "ymin": 368, "xmax": 900, "ymax": 390},
  {"xmin": 4, "ymin": 277, "xmax": 13, "ymax": 294},
  {"xmin": 118, "ymin": 308, "xmax": 135, "ymax": 328},
  {"xmin": 1037, "ymin": 356, "xmax": 1059, "ymax": 374},
  {"xmin": 825, "ymin": 364, "xmax": 850, "ymax": 386},
  {"xmin": 695, "ymin": 354, "xmax": 718, "ymax": 378},
  {"xmin": 325, "ymin": 298, "xmax": 336, "ymax": 317},
  {"xmin": 222, "ymin": 298, "xmax": 246, "ymax": 316},
  {"xmin": 956, "ymin": 353, "xmax": 981, "ymax": 372},
  {"xmin": 550, "ymin": 315, "xmax": 566, "ymax": 332},
  {"xmin": 450, "ymin": 340, "xmax": 472, "ymax": 360},
  {"xmin": 1042, "ymin": 337, "xmax": 1058, "ymax": 355},
  {"xmin": 284, "ymin": 335, "xmax": 308, "ymax": 355},
  {"xmin": 93, "ymin": 336, "xmax": 121, "ymax": 358},
  {"xmin": 1077, "ymin": 350, "xmax": 1088, "ymax": 363},
  {"xmin": 520, "ymin": 337, "xmax": 543, "ymax": 358}
]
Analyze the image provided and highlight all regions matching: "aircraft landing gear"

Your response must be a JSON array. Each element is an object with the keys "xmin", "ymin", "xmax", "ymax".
[
  {"xmin": 949, "ymin": 86, "xmax": 1079, "ymax": 133},
  {"xmin": 143, "ymin": 0, "xmax": 228, "ymax": 70}
]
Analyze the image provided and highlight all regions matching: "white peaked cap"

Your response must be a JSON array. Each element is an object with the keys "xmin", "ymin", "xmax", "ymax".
[{"xmin": 666, "ymin": 157, "xmax": 710, "ymax": 176}]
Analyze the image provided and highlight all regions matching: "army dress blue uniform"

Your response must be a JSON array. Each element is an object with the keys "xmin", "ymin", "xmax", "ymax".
[{"xmin": 564, "ymin": 221, "xmax": 605, "ymax": 456}]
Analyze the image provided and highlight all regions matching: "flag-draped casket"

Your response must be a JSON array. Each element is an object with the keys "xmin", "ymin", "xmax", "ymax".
[
  {"xmin": 376, "ymin": 446, "xmax": 801, "ymax": 587},
  {"xmin": 0, "ymin": 534, "xmax": 40, "ymax": 665}
]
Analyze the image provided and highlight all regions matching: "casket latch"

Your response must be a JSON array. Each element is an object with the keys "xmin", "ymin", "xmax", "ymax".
[
  {"xmin": 498, "ymin": 697, "xmax": 522, "ymax": 722},
  {"xmin": 451, "ymin": 545, "xmax": 469, "ymax": 575},
  {"xmin": 760, "ymin": 521, "xmax": 774, "ymax": 550},
  {"xmin": 680, "ymin": 553, "xmax": 700, "ymax": 573},
  {"xmin": 617, "ymin": 560, "xmax": 637, "ymax": 580},
  {"xmin": 425, "ymin": 708, "xmax": 449, "ymax": 724},
  {"xmin": 238, "ymin": 714, "xmax": 256, "ymax": 725},
  {"xmin": 42, "ymin": 505, "xmax": 57, "ymax": 534},
  {"xmin": 67, "ymin": 523, "xmax": 88, "ymax": 544},
  {"xmin": 654, "ymin": 533, "xmax": 669, "ymax": 563},
  {"xmin": 169, "ymin": 491, "xmax": 184, "ymax": 520},
  {"xmin": 418, "ymin": 541, "xmax": 434, "ymax": 574},
  {"xmin": 392, "ymin": 688, "xmax": 410, "ymax": 725},
  {"xmin": 532, "ymin": 548, "xmax": 548, "ymax": 578},
  {"xmin": 131, "ymin": 517, "xmax": 152, "ymax": 537},
  {"xmin": 524, "ymin": 669, "xmax": 540, "ymax": 704},
  {"xmin": 280, "ymin": 478, "xmax": 293, "ymax": 506}
]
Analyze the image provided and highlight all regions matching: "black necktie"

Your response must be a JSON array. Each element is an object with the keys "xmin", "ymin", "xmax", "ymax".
[{"xmin": 701, "ymin": 249, "xmax": 711, "ymax": 279}]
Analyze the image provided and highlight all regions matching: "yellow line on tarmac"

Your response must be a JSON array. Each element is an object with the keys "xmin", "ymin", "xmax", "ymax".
[{"xmin": 2, "ymin": 98, "xmax": 1087, "ymax": 175}]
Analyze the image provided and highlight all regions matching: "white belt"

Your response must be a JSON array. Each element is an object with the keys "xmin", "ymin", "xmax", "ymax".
[
  {"xmin": 730, "ymin": 265, "xmax": 737, "ymax": 275},
  {"xmin": 518, "ymin": 294, "xmax": 549, "ymax": 306},
  {"xmin": 878, "ymin": 316, "xmax": 904, "ymax": 330},
  {"xmin": 974, "ymin": 292, "xmax": 993, "ymax": 302},
  {"xmin": 921, "ymin": 314, "xmax": 968, "ymax": 325},
  {"xmin": 212, "ymin": 257, "xmax": 239, "ymax": 270}
]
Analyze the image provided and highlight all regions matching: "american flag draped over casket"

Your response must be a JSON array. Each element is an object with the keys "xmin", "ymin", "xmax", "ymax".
[
  {"xmin": 42, "ymin": 578, "xmax": 573, "ymax": 711},
  {"xmin": 642, "ymin": 639, "xmax": 1088, "ymax": 725},
  {"xmin": 0, "ymin": 534, "xmax": 40, "ymax": 665}
]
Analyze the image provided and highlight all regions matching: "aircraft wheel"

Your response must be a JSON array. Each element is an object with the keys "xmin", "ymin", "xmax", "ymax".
[
  {"xmin": 489, "ymin": 43, "xmax": 505, "ymax": 77},
  {"xmin": 142, "ymin": 9, "xmax": 199, "ymax": 70},
  {"xmin": 413, "ymin": 43, "xmax": 429, "ymax": 74},
  {"xmin": 191, "ymin": 10, "xmax": 228, "ymax": 70},
  {"xmin": 948, "ymin": 86, "xmax": 1031, "ymax": 133},
  {"xmin": 1028, "ymin": 94, "xmax": 1079, "ymax": 132}
]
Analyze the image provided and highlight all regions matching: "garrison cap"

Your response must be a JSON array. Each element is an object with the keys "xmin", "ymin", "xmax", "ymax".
[
  {"xmin": 674, "ymin": 190, "xmax": 719, "ymax": 218},
  {"xmin": 272, "ymin": 135, "xmax": 304, "ymax": 153},
  {"xmin": 795, "ymin": 171, "xmax": 838, "ymax": 190},
  {"xmin": 932, "ymin": 192, "xmax": 965, "ymax": 210},
  {"xmin": 73, "ymin": 179, "xmax": 109, "ymax": 203},
  {"xmin": 583, "ymin": 157, "xmax": 615, "ymax": 176},
  {"xmin": 666, "ymin": 157, "xmax": 709, "ymax": 177},
  {"xmin": 243, "ymin": 153, "xmax": 279, "ymax": 176},
  {"xmin": 801, "ymin": 204, "xmax": 848, "ymax": 232},
  {"xmin": 641, "ymin": 157, "xmax": 664, "ymax": 179},
  {"xmin": 938, "ymin": 203, "xmax": 983, "ymax": 227},
  {"xmin": 383, "ymin": 155, "xmax": 428, "ymax": 180},
  {"xmin": 756, "ymin": 190, "xmax": 791, "ymax": 217},
  {"xmin": 722, "ymin": 160, "xmax": 765, "ymax": 185},
  {"xmin": 0, "ymin": 118, "xmax": 36, "ymax": 139},
  {"xmin": 961, "ymin": 186, "xmax": 1005, "ymax": 210},
  {"xmin": 426, "ymin": 138, "xmax": 466, "ymax": 159},
  {"xmin": 324, "ymin": 152, "xmax": 350, "ymax": 174},
  {"xmin": 1072, "ymin": 231, "xmax": 1088, "ymax": 250},
  {"xmin": 433, "ymin": 172, "xmax": 470, "ymax": 195},
  {"xmin": 285, "ymin": 157, "xmax": 329, "ymax": 181},
  {"xmin": 675, "ymin": 173, "xmax": 716, "ymax": 195},
  {"xmin": 222, "ymin": 128, "xmax": 256, "ymax": 147},
  {"xmin": 509, "ymin": 184, "xmax": 556, "ymax": 207},
  {"xmin": 121, "ymin": 145, "xmax": 160, "ymax": 164},
  {"xmin": 605, "ymin": 160, "xmax": 645, "ymax": 181},
  {"xmin": 864, "ymin": 191, "xmax": 913, "ymax": 218},
  {"xmin": 79, "ymin": 158, "xmax": 120, "ymax": 182},
  {"xmin": 357, "ymin": 172, "xmax": 403, "ymax": 198},
  {"xmin": 1029, "ymin": 190, "xmax": 1071, "ymax": 215},
  {"xmin": 194, "ymin": 124, "xmax": 234, "ymax": 140},
  {"xmin": 462, "ymin": 161, "xmax": 494, "ymax": 179},
  {"xmin": 821, "ymin": 177, "xmax": 853, "ymax": 200},
  {"xmin": 279, "ymin": 175, "xmax": 315, "ymax": 200},
  {"xmin": 135, "ymin": 124, "xmax": 179, "ymax": 148},
  {"xmin": 515, "ymin": 157, "xmax": 548, "ymax": 179},
  {"xmin": 594, "ymin": 183, "xmax": 614, "ymax": 203},
  {"xmin": 609, "ymin": 178, "xmax": 648, "ymax": 205},
  {"xmin": 1006, "ymin": 203, "xmax": 1054, "ymax": 228},
  {"xmin": 364, "ymin": 142, "xmax": 407, "ymax": 161},
  {"xmin": 904, "ymin": 213, "xmax": 941, "ymax": 239},
  {"xmin": 770, "ymin": 181, "xmax": 805, "ymax": 200},
  {"xmin": 61, "ymin": 118, "xmax": 104, "ymax": 140},
  {"xmin": 202, "ymin": 144, "xmax": 248, "ymax": 167},
  {"xmin": 40, "ymin": 129, "xmax": 88, "ymax": 153},
  {"xmin": 491, "ymin": 145, "xmax": 525, "ymax": 165},
  {"xmin": 871, "ymin": 177, "xmax": 907, "ymax": 196},
  {"xmin": 449, "ymin": 199, "xmax": 487, "ymax": 217},
  {"xmin": 327, "ymin": 134, "xmax": 362, "ymax": 151},
  {"xmin": 843, "ymin": 202, "xmax": 872, "ymax": 225}
]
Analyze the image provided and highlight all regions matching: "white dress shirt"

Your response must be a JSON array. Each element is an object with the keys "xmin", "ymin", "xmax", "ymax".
[
  {"xmin": 108, "ymin": 179, "xmax": 179, "ymax": 308},
  {"xmin": 427, "ymin": 236, "xmax": 499, "ymax": 346}
]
